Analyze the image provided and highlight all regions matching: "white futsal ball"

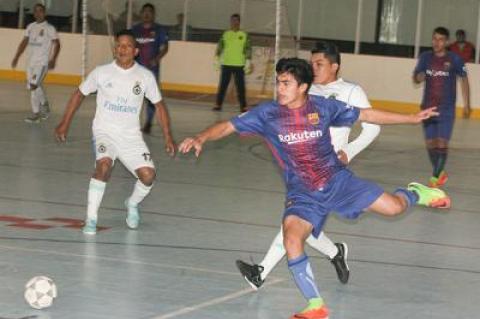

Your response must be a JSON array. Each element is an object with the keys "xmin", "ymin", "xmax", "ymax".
[{"xmin": 24, "ymin": 276, "xmax": 58, "ymax": 309}]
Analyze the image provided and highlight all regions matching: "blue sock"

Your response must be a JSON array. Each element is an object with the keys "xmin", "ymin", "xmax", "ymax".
[
  {"xmin": 395, "ymin": 188, "xmax": 419, "ymax": 207},
  {"xmin": 288, "ymin": 254, "xmax": 320, "ymax": 300}
]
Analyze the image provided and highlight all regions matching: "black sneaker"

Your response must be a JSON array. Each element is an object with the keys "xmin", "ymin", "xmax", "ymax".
[
  {"xmin": 330, "ymin": 242, "xmax": 349, "ymax": 284},
  {"xmin": 212, "ymin": 106, "xmax": 222, "ymax": 111},
  {"xmin": 235, "ymin": 260, "xmax": 264, "ymax": 290}
]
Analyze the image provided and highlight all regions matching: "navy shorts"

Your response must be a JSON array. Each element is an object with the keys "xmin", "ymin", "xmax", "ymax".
[
  {"xmin": 283, "ymin": 169, "xmax": 384, "ymax": 238},
  {"xmin": 422, "ymin": 114, "xmax": 455, "ymax": 141}
]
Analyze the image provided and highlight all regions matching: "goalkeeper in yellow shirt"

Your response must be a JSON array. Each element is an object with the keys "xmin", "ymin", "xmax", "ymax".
[{"xmin": 213, "ymin": 13, "xmax": 252, "ymax": 113}]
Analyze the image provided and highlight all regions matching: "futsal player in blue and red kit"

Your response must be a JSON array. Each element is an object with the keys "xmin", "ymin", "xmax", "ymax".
[
  {"xmin": 131, "ymin": 3, "xmax": 169, "ymax": 134},
  {"xmin": 180, "ymin": 58, "xmax": 450, "ymax": 319},
  {"xmin": 413, "ymin": 26, "xmax": 471, "ymax": 187}
]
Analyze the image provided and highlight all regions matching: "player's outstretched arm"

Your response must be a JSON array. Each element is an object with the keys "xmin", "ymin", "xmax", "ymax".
[
  {"xmin": 179, "ymin": 121, "xmax": 236, "ymax": 157},
  {"xmin": 359, "ymin": 107, "xmax": 439, "ymax": 125},
  {"xmin": 54, "ymin": 89, "xmax": 85, "ymax": 142},
  {"xmin": 154, "ymin": 101, "xmax": 175, "ymax": 156},
  {"xmin": 11, "ymin": 37, "xmax": 28, "ymax": 68}
]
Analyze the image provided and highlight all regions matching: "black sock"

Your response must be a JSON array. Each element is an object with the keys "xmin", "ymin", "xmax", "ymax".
[
  {"xmin": 427, "ymin": 148, "xmax": 438, "ymax": 173},
  {"xmin": 433, "ymin": 148, "xmax": 448, "ymax": 177}
]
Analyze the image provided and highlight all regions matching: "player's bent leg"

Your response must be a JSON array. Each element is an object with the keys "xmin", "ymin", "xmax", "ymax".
[
  {"xmin": 307, "ymin": 234, "xmax": 349, "ymax": 284},
  {"xmin": 125, "ymin": 167, "xmax": 155, "ymax": 229},
  {"xmin": 284, "ymin": 216, "xmax": 329, "ymax": 319},
  {"xmin": 136, "ymin": 167, "xmax": 156, "ymax": 186},
  {"xmin": 83, "ymin": 158, "xmax": 113, "ymax": 235},
  {"xmin": 93, "ymin": 158, "xmax": 113, "ymax": 182},
  {"xmin": 366, "ymin": 192, "xmax": 409, "ymax": 217}
]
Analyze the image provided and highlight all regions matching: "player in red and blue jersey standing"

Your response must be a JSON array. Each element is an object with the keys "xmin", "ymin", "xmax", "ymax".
[
  {"xmin": 413, "ymin": 27, "xmax": 471, "ymax": 188},
  {"xmin": 180, "ymin": 58, "xmax": 450, "ymax": 319},
  {"xmin": 131, "ymin": 3, "xmax": 169, "ymax": 134}
]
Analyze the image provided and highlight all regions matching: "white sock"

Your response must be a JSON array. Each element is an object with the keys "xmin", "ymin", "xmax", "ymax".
[
  {"xmin": 259, "ymin": 229, "xmax": 286, "ymax": 280},
  {"xmin": 128, "ymin": 180, "xmax": 152, "ymax": 206},
  {"xmin": 30, "ymin": 90, "xmax": 40, "ymax": 113},
  {"xmin": 86, "ymin": 178, "xmax": 106, "ymax": 221},
  {"xmin": 306, "ymin": 232, "xmax": 338, "ymax": 259},
  {"xmin": 37, "ymin": 87, "xmax": 48, "ymax": 108}
]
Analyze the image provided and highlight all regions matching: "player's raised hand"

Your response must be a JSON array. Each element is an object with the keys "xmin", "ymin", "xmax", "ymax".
[
  {"xmin": 54, "ymin": 124, "xmax": 68, "ymax": 143},
  {"xmin": 179, "ymin": 137, "xmax": 203, "ymax": 157},
  {"xmin": 414, "ymin": 107, "xmax": 439, "ymax": 122}
]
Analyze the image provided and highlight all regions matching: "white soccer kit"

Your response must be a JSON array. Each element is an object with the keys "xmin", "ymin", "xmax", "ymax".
[
  {"xmin": 309, "ymin": 78, "xmax": 380, "ymax": 161},
  {"xmin": 79, "ymin": 61, "xmax": 162, "ymax": 174},
  {"xmin": 25, "ymin": 21, "xmax": 58, "ymax": 88}
]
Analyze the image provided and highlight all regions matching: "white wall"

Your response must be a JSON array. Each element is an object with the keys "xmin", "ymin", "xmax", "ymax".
[{"xmin": 1, "ymin": 28, "xmax": 478, "ymax": 109}]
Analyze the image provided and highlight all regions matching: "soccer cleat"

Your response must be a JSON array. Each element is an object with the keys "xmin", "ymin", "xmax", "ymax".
[
  {"xmin": 125, "ymin": 199, "xmax": 140, "ymax": 229},
  {"xmin": 289, "ymin": 306, "xmax": 329, "ymax": 319},
  {"xmin": 407, "ymin": 182, "xmax": 451, "ymax": 208},
  {"xmin": 235, "ymin": 260, "xmax": 264, "ymax": 290},
  {"xmin": 82, "ymin": 219, "xmax": 97, "ymax": 235},
  {"xmin": 40, "ymin": 112, "xmax": 50, "ymax": 120},
  {"xmin": 24, "ymin": 113, "xmax": 41, "ymax": 123},
  {"xmin": 212, "ymin": 106, "xmax": 222, "ymax": 112},
  {"xmin": 428, "ymin": 171, "xmax": 448, "ymax": 188},
  {"xmin": 330, "ymin": 243, "xmax": 349, "ymax": 284}
]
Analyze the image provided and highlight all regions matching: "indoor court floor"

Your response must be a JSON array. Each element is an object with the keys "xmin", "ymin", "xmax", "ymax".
[{"xmin": 0, "ymin": 80, "xmax": 479, "ymax": 319}]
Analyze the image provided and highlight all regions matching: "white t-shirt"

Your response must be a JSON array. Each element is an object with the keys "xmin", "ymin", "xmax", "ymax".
[
  {"xmin": 79, "ymin": 61, "xmax": 162, "ymax": 135},
  {"xmin": 25, "ymin": 21, "xmax": 58, "ymax": 66},
  {"xmin": 309, "ymin": 78, "xmax": 380, "ymax": 161}
]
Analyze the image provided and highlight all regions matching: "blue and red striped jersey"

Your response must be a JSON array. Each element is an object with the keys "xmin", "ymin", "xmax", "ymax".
[
  {"xmin": 414, "ymin": 51, "xmax": 467, "ymax": 115},
  {"xmin": 131, "ymin": 23, "xmax": 168, "ymax": 74},
  {"xmin": 231, "ymin": 95, "xmax": 360, "ymax": 191}
]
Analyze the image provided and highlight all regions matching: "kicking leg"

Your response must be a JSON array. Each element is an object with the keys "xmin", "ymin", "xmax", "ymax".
[{"xmin": 306, "ymin": 233, "xmax": 349, "ymax": 284}]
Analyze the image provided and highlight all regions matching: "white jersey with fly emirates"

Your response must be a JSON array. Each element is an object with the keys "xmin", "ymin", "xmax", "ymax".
[
  {"xmin": 309, "ymin": 78, "xmax": 379, "ymax": 160},
  {"xmin": 79, "ymin": 61, "xmax": 162, "ymax": 134},
  {"xmin": 25, "ymin": 21, "xmax": 58, "ymax": 66}
]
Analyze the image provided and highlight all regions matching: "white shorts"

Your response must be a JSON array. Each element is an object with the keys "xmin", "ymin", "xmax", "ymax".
[
  {"xmin": 92, "ymin": 131, "xmax": 155, "ymax": 175},
  {"xmin": 26, "ymin": 65, "xmax": 48, "ymax": 89}
]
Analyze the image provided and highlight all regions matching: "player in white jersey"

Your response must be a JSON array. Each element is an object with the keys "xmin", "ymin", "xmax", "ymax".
[
  {"xmin": 236, "ymin": 41, "xmax": 381, "ymax": 289},
  {"xmin": 54, "ymin": 30, "xmax": 175, "ymax": 235},
  {"xmin": 11, "ymin": 3, "xmax": 60, "ymax": 123}
]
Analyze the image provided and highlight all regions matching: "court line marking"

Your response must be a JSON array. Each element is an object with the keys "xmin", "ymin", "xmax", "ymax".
[
  {"xmin": 0, "ymin": 243, "xmax": 257, "ymax": 277},
  {"xmin": 150, "ymin": 278, "xmax": 286, "ymax": 319}
]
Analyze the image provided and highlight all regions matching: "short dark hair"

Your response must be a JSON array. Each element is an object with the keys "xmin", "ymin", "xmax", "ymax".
[
  {"xmin": 433, "ymin": 27, "xmax": 449, "ymax": 39},
  {"xmin": 456, "ymin": 29, "xmax": 466, "ymax": 37},
  {"xmin": 276, "ymin": 58, "xmax": 314, "ymax": 92},
  {"xmin": 231, "ymin": 13, "xmax": 240, "ymax": 20},
  {"xmin": 311, "ymin": 41, "xmax": 341, "ymax": 66},
  {"xmin": 142, "ymin": 3, "xmax": 155, "ymax": 12},
  {"xmin": 116, "ymin": 29, "xmax": 137, "ymax": 46},
  {"xmin": 33, "ymin": 3, "xmax": 46, "ymax": 11}
]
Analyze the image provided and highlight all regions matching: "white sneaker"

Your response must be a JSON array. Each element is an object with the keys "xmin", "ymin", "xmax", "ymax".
[
  {"xmin": 125, "ymin": 199, "xmax": 140, "ymax": 229},
  {"xmin": 82, "ymin": 219, "xmax": 97, "ymax": 235}
]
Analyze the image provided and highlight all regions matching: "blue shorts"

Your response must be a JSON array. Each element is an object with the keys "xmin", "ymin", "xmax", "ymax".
[
  {"xmin": 283, "ymin": 169, "xmax": 384, "ymax": 238},
  {"xmin": 422, "ymin": 114, "xmax": 455, "ymax": 141}
]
